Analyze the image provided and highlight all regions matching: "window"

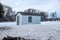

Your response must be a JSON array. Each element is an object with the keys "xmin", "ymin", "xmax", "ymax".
[{"xmin": 28, "ymin": 16, "xmax": 32, "ymax": 22}]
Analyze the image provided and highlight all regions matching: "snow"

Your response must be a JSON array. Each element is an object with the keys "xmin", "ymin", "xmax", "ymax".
[
  {"xmin": 0, "ymin": 22, "xmax": 16, "ymax": 27},
  {"xmin": 0, "ymin": 21, "xmax": 60, "ymax": 40}
]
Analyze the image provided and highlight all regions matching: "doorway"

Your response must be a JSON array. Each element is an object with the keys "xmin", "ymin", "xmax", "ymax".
[{"xmin": 17, "ymin": 16, "xmax": 19, "ymax": 25}]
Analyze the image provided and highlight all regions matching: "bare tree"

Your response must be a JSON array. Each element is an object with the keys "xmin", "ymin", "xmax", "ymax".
[
  {"xmin": 24, "ymin": 8, "xmax": 40, "ymax": 13},
  {"xmin": 40, "ymin": 12, "xmax": 48, "ymax": 21},
  {"xmin": 51, "ymin": 12, "xmax": 57, "ymax": 18}
]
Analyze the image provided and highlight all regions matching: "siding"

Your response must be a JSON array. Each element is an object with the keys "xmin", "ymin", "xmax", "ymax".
[
  {"xmin": 22, "ymin": 15, "xmax": 41, "ymax": 24},
  {"xmin": 32, "ymin": 16, "xmax": 40, "ymax": 24},
  {"xmin": 22, "ymin": 16, "xmax": 28, "ymax": 24}
]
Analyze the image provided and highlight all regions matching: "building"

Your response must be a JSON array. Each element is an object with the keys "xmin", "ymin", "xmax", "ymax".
[{"xmin": 16, "ymin": 12, "xmax": 41, "ymax": 25}]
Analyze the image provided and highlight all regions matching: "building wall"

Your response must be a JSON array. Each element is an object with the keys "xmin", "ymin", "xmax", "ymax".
[
  {"xmin": 22, "ymin": 15, "xmax": 41, "ymax": 24},
  {"xmin": 22, "ymin": 15, "xmax": 28, "ymax": 24},
  {"xmin": 32, "ymin": 16, "xmax": 40, "ymax": 24},
  {"xmin": 16, "ymin": 13, "xmax": 22, "ymax": 25}
]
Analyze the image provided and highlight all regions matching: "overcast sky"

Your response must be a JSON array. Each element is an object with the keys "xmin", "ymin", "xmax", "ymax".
[{"xmin": 0, "ymin": 0, "xmax": 60, "ymax": 17}]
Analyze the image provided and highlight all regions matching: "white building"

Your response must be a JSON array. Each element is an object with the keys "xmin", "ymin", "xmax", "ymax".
[{"xmin": 16, "ymin": 12, "xmax": 41, "ymax": 25}]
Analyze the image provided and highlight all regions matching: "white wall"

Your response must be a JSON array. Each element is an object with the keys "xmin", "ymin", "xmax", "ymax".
[
  {"xmin": 22, "ymin": 15, "xmax": 28, "ymax": 24},
  {"xmin": 22, "ymin": 15, "xmax": 41, "ymax": 24},
  {"xmin": 16, "ymin": 13, "xmax": 22, "ymax": 25},
  {"xmin": 32, "ymin": 16, "xmax": 41, "ymax": 24}
]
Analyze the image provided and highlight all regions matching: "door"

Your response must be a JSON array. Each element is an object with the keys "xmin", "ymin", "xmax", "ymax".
[{"xmin": 17, "ymin": 16, "xmax": 19, "ymax": 25}]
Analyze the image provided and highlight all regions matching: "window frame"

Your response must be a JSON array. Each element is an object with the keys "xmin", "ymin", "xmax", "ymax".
[{"xmin": 28, "ymin": 16, "xmax": 32, "ymax": 23}]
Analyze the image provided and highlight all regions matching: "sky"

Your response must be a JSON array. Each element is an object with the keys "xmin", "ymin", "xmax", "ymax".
[{"xmin": 0, "ymin": 0, "xmax": 60, "ymax": 17}]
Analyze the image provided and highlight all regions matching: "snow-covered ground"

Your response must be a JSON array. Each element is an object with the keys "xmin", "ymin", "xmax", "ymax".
[
  {"xmin": 0, "ymin": 22, "xmax": 16, "ymax": 27},
  {"xmin": 0, "ymin": 21, "xmax": 60, "ymax": 40}
]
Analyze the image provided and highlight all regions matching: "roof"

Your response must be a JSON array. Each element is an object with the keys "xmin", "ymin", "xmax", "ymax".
[{"xmin": 16, "ymin": 12, "xmax": 41, "ymax": 16}]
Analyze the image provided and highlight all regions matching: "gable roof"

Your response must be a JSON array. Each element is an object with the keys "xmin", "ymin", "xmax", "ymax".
[{"xmin": 16, "ymin": 12, "xmax": 41, "ymax": 16}]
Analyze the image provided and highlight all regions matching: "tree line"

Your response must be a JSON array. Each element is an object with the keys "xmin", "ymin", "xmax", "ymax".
[
  {"xmin": 0, "ymin": 3, "xmax": 15, "ymax": 22},
  {"xmin": 0, "ymin": 3, "xmax": 58, "ymax": 22}
]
